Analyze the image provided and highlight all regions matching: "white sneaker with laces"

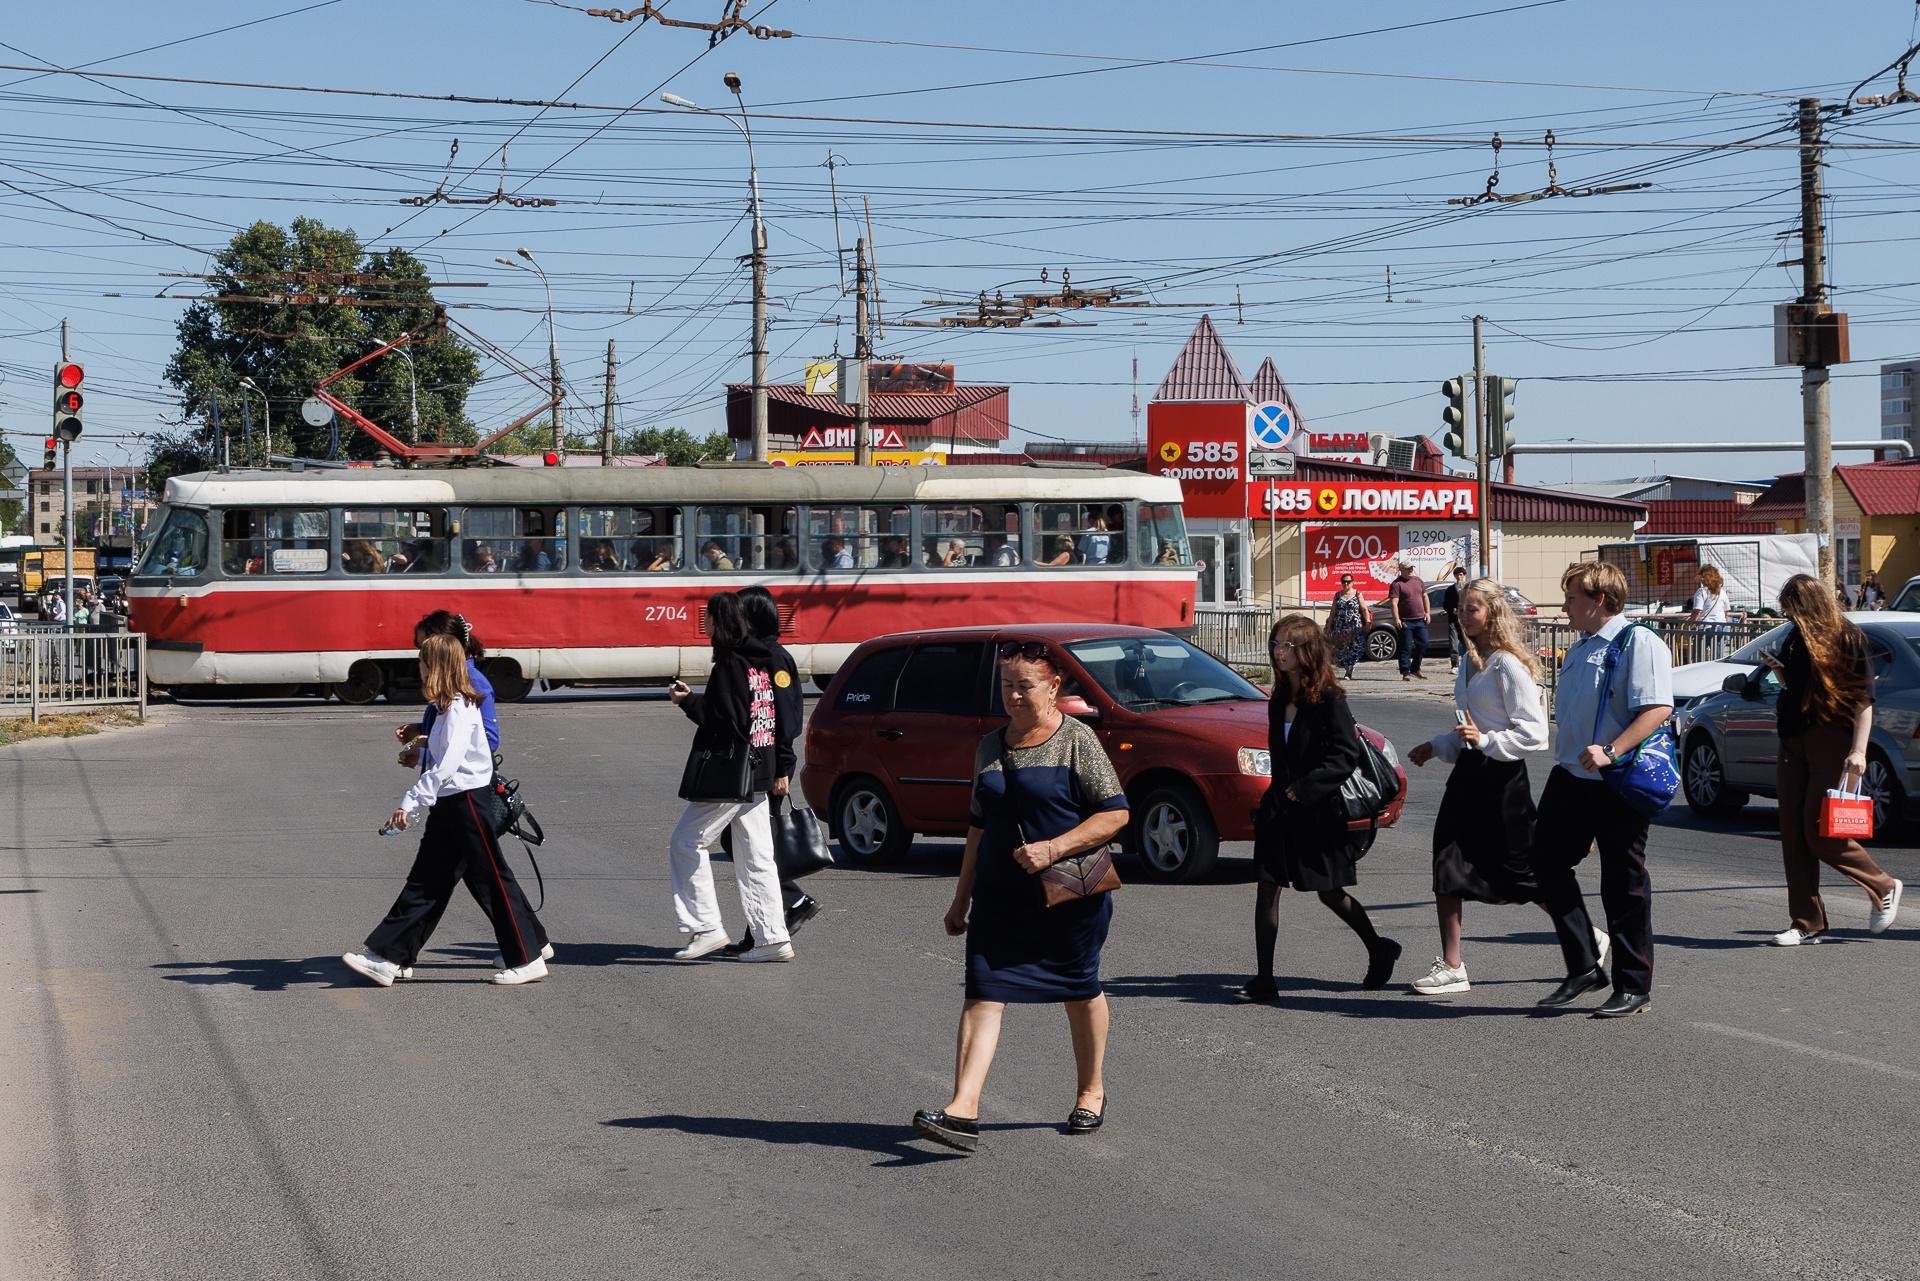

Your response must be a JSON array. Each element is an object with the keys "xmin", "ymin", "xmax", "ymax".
[
  {"xmin": 674, "ymin": 930, "xmax": 732, "ymax": 961},
  {"xmin": 739, "ymin": 940, "xmax": 795, "ymax": 963},
  {"xmin": 342, "ymin": 951, "xmax": 401, "ymax": 987},
  {"xmin": 1771, "ymin": 926, "xmax": 1822, "ymax": 946},
  {"xmin": 490, "ymin": 956, "xmax": 548, "ymax": 986},
  {"xmin": 1410, "ymin": 957, "xmax": 1470, "ymax": 994},
  {"xmin": 1869, "ymin": 879, "xmax": 1903, "ymax": 935},
  {"xmin": 491, "ymin": 942, "xmax": 556, "ymax": 968},
  {"xmin": 1593, "ymin": 927, "xmax": 1611, "ymax": 971}
]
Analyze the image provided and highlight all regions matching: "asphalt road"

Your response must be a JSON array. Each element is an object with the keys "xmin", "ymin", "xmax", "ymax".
[{"xmin": 3, "ymin": 688, "xmax": 1917, "ymax": 1281}]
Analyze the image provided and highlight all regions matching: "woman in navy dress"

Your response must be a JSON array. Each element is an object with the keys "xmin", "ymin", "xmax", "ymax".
[{"xmin": 913, "ymin": 642, "xmax": 1130, "ymax": 1154}]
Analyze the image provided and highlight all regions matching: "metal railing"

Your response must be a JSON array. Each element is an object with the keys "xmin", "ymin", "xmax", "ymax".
[
  {"xmin": 1191, "ymin": 607, "xmax": 1282, "ymax": 670},
  {"xmin": 0, "ymin": 629, "xmax": 147, "ymax": 723},
  {"xmin": 1534, "ymin": 617, "xmax": 1776, "ymax": 698}
]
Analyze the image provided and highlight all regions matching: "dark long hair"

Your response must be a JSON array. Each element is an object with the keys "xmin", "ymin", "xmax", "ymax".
[
  {"xmin": 1269, "ymin": 613, "xmax": 1340, "ymax": 706},
  {"xmin": 705, "ymin": 591, "xmax": 751, "ymax": 658},
  {"xmin": 1779, "ymin": 573, "xmax": 1870, "ymax": 723},
  {"xmin": 414, "ymin": 609, "xmax": 485, "ymax": 660},
  {"xmin": 735, "ymin": 585, "xmax": 780, "ymax": 641}
]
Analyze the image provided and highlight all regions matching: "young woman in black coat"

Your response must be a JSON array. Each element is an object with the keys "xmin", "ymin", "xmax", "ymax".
[{"xmin": 1242, "ymin": 614, "xmax": 1401, "ymax": 1001}]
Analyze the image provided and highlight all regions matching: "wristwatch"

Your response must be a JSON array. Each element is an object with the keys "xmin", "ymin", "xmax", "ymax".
[{"xmin": 1602, "ymin": 744, "xmax": 1619, "ymax": 762}]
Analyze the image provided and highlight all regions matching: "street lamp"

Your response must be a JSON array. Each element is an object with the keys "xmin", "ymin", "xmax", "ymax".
[
  {"xmin": 369, "ymin": 337, "xmax": 420, "ymax": 444},
  {"xmin": 662, "ymin": 74, "xmax": 768, "ymax": 462},
  {"xmin": 237, "ymin": 377, "xmax": 270, "ymax": 467},
  {"xmin": 496, "ymin": 250, "xmax": 563, "ymax": 453}
]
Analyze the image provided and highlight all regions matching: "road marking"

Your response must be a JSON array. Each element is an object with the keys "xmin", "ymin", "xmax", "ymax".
[{"xmin": 1693, "ymin": 1021, "xmax": 1920, "ymax": 1081}]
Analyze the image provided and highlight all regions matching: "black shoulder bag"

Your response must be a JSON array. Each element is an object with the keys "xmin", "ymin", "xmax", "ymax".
[{"xmin": 490, "ymin": 758, "xmax": 549, "ymax": 910}]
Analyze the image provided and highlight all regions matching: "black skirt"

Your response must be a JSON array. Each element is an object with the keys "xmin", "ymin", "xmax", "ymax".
[
  {"xmin": 1254, "ymin": 800, "xmax": 1361, "ymax": 892},
  {"xmin": 1431, "ymin": 753, "xmax": 1538, "ymax": 904}
]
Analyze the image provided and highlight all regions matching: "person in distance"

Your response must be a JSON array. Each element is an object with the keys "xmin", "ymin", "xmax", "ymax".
[
  {"xmin": 1406, "ymin": 579, "xmax": 1551, "ymax": 995},
  {"xmin": 913, "ymin": 642, "xmax": 1129, "ymax": 1154},
  {"xmin": 1242, "ymin": 615, "xmax": 1400, "ymax": 1003},
  {"xmin": 344, "ymin": 633, "xmax": 548, "ymax": 987},
  {"xmin": 1325, "ymin": 572, "xmax": 1367, "ymax": 679},
  {"xmin": 1762, "ymin": 574, "xmax": 1902, "ymax": 945}
]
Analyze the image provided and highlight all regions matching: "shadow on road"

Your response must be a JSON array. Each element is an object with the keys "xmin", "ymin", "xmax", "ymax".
[
  {"xmin": 155, "ymin": 954, "xmax": 365, "ymax": 990},
  {"xmin": 0, "ymin": 887, "xmax": 44, "ymax": 893},
  {"xmin": 604, "ymin": 1113, "xmax": 1051, "ymax": 1167}
]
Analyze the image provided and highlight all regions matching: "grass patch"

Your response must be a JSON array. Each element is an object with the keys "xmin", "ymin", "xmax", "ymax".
[{"xmin": 0, "ymin": 707, "xmax": 142, "ymax": 747}]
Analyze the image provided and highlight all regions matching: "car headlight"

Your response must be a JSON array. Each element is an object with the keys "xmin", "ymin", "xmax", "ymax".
[{"xmin": 1237, "ymin": 747, "xmax": 1271, "ymax": 776}]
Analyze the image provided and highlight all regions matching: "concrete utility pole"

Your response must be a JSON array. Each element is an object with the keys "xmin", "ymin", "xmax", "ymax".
[
  {"xmin": 602, "ymin": 339, "xmax": 616, "ymax": 465},
  {"xmin": 61, "ymin": 318, "xmax": 74, "ymax": 627},
  {"xmin": 1798, "ymin": 97, "xmax": 1835, "ymax": 586},
  {"xmin": 854, "ymin": 237, "xmax": 872, "ymax": 467},
  {"xmin": 1472, "ymin": 314, "xmax": 1491, "ymax": 579}
]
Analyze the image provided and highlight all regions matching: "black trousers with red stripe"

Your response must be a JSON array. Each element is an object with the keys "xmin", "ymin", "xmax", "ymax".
[{"xmin": 365, "ymin": 787, "xmax": 542, "ymax": 969}]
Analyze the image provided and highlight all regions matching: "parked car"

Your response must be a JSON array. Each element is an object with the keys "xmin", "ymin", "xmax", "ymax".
[
  {"xmin": 1365, "ymin": 581, "xmax": 1538, "ymax": 663},
  {"xmin": 800, "ymin": 623, "xmax": 1407, "ymax": 882},
  {"xmin": 1674, "ymin": 614, "xmax": 1920, "ymax": 833},
  {"xmin": 1665, "ymin": 613, "xmax": 1904, "ymax": 711},
  {"xmin": 0, "ymin": 601, "xmax": 16, "ymax": 650}
]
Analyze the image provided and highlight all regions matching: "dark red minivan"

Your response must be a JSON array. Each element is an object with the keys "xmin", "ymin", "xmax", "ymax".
[{"xmin": 800, "ymin": 623, "xmax": 1405, "ymax": 882}]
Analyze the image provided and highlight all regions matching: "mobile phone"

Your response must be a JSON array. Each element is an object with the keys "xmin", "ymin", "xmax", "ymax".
[{"xmin": 1454, "ymin": 710, "xmax": 1469, "ymax": 727}]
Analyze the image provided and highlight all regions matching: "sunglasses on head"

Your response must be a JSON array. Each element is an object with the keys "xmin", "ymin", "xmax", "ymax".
[{"xmin": 997, "ymin": 640, "xmax": 1050, "ymax": 662}]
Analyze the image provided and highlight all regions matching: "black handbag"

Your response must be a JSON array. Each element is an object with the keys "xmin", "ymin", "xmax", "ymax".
[
  {"xmin": 770, "ymin": 796, "xmax": 834, "ymax": 879},
  {"xmin": 679, "ymin": 734, "xmax": 754, "ymax": 801}
]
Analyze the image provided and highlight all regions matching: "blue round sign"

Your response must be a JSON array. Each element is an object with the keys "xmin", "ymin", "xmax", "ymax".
[{"xmin": 1250, "ymin": 401, "xmax": 1294, "ymax": 449}]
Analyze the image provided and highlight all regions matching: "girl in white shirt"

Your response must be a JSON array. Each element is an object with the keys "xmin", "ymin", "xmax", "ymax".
[
  {"xmin": 1405, "ymin": 579, "xmax": 1550, "ymax": 994},
  {"xmin": 343, "ymin": 634, "xmax": 548, "ymax": 987}
]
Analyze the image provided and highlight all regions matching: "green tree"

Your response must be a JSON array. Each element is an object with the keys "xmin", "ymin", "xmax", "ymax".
[
  {"xmin": 0, "ymin": 437, "xmax": 24, "ymax": 535},
  {"xmin": 613, "ymin": 425, "xmax": 734, "ymax": 466},
  {"xmin": 159, "ymin": 219, "xmax": 481, "ymax": 474}
]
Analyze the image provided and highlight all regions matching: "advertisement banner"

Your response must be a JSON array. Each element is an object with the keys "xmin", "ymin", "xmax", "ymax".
[
  {"xmin": 768, "ymin": 449, "xmax": 945, "ymax": 467},
  {"xmin": 1146, "ymin": 401, "xmax": 1248, "ymax": 519},
  {"xmin": 1252, "ymin": 478, "xmax": 1478, "ymax": 522},
  {"xmin": 1303, "ymin": 522, "xmax": 1478, "ymax": 602}
]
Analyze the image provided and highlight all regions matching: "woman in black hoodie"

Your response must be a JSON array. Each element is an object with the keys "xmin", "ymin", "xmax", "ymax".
[{"xmin": 666, "ymin": 592, "xmax": 794, "ymax": 962}]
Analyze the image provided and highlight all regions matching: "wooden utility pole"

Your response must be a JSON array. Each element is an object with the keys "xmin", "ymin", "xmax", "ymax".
[
  {"xmin": 601, "ymin": 339, "xmax": 616, "ymax": 465},
  {"xmin": 1798, "ymin": 97, "xmax": 1836, "ymax": 586},
  {"xmin": 1472, "ymin": 315, "xmax": 1491, "ymax": 578},
  {"xmin": 853, "ymin": 237, "xmax": 873, "ymax": 467}
]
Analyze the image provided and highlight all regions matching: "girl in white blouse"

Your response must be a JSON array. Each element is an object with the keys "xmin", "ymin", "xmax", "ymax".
[{"xmin": 1405, "ymin": 580, "xmax": 1551, "ymax": 994}]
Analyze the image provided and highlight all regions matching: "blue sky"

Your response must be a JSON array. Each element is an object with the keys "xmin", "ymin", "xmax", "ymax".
[{"xmin": 2, "ymin": 0, "xmax": 1918, "ymax": 487}]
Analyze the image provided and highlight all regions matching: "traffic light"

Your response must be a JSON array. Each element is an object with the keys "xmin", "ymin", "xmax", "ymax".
[
  {"xmin": 52, "ymin": 361, "xmax": 84, "ymax": 442},
  {"xmin": 1441, "ymin": 374, "xmax": 1471, "ymax": 459},
  {"xmin": 42, "ymin": 436, "xmax": 57, "ymax": 469},
  {"xmin": 1485, "ymin": 374, "xmax": 1517, "ymax": 457}
]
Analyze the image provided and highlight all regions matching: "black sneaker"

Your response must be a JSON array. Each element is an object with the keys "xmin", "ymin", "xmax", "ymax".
[
  {"xmin": 785, "ymin": 894, "xmax": 822, "ymax": 934},
  {"xmin": 912, "ymin": 1108, "xmax": 979, "ymax": 1153},
  {"xmin": 1363, "ymin": 938, "xmax": 1402, "ymax": 990}
]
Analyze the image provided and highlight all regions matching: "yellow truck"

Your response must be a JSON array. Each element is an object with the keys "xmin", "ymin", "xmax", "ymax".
[{"xmin": 21, "ymin": 546, "xmax": 96, "ymax": 610}]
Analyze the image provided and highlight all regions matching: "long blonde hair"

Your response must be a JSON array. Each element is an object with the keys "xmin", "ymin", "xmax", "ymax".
[
  {"xmin": 1462, "ymin": 578, "xmax": 1541, "ymax": 682},
  {"xmin": 1779, "ymin": 573, "xmax": 1869, "ymax": 723},
  {"xmin": 419, "ymin": 632, "xmax": 479, "ymax": 712}
]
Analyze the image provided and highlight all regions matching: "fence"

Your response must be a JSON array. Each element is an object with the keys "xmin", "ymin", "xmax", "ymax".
[
  {"xmin": 1190, "ymin": 607, "xmax": 1284, "ymax": 671},
  {"xmin": 0, "ymin": 628, "xmax": 147, "ymax": 723}
]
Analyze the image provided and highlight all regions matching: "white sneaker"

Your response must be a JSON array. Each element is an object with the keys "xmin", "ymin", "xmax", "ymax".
[
  {"xmin": 490, "ymin": 956, "xmax": 548, "ymax": 986},
  {"xmin": 342, "ymin": 951, "xmax": 400, "ymax": 987},
  {"xmin": 1771, "ymin": 927, "xmax": 1823, "ymax": 946},
  {"xmin": 491, "ymin": 942, "xmax": 556, "ymax": 968},
  {"xmin": 1869, "ymin": 879, "xmax": 1903, "ymax": 936},
  {"xmin": 1410, "ymin": 957, "xmax": 1470, "ymax": 994},
  {"xmin": 1593, "ymin": 927, "xmax": 1611, "ymax": 971},
  {"xmin": 674, "ymin": 930, "xmax": 732, "ymax": 960},
  {"xmin": 739, "ymin": 940, "xmax": 796, "ymax": 963}
]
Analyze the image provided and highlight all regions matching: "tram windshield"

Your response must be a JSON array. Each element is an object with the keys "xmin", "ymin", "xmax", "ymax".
[{"xmin": 135, "ymin": 508, "xmax": 210, "ymax": 579}]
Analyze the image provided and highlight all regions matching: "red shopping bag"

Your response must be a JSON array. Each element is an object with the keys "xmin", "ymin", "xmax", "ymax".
[{"xmin": 1820, "ymin": 783, "xmax": 1874, "ymax": 840}]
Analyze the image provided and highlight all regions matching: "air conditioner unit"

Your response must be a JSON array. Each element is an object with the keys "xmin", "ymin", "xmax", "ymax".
[
  {"xmin": 1367, "ymin": 433, "xmax": 1390, "ymax": 461},
  {"xmin": 1385, "ymin": 437, "xmax": 1419, "ymax": 471}
]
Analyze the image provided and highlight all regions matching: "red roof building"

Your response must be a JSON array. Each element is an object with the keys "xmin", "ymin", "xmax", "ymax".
[
  {"xmin": 1152, "ymin": 314, "xmax": 1249, "ymax": 402},
  {"xmin": 1744, "ymin": 459, "xmax": 1920, "ymax": 590},
  {"xmin": 725, "ymin": 382, "xmax": 1010, "ymax": 449}
]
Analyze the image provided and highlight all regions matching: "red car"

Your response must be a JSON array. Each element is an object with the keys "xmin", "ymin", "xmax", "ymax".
[{"xmin": 800, "ymin": 623, "xmax": 1406, "ymax": 882}]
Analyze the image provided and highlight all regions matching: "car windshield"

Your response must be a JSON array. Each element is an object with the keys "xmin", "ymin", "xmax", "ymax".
[
  {"xmin": 1064, "ymin": 635, "xmax": 1264, "ymax": 711},
  {"xmin": 1726, "ymin": 623, "xmax": 1793, "ymax": 663}
]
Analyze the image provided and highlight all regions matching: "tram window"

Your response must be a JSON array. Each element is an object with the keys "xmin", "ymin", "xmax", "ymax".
[
  {"xmin": 1035, "ymin": 503, "xmax": 1123, "ymax": 568},
  {"xmin": 578, "ymin": 505, "xmax": 682, "ymax": 572},
  {"xmin": 342, "ymin": 507, "xmax": 448, "ymax": 574},
  {"xmin": 807, "ymin": 504, "xmax": 912, "ymax": 571},
  {"xmin": 1137, "ymin": 502, "xmax": 1192, "ymax": 566},
  {"xmin": 463, "ymin": 507, "xmax": 566, "ymax": 573},
  {"xmin": 693, "ymin": 505, "xmax": 799, "ymax": 572},
  {"xmin": 245, "ymin": 509, "xmax": 329, "ymax": 575},
  {"xmin": 222, "ymin": 509, "xmax": 267, "ymax": 575},
  {"xmin": 136, "ymin": 508, "xmax": 208, "ymax": 579},
  {"xmin": 921, "ymin": 503, "xmax": 1020, "ymax": 568}
]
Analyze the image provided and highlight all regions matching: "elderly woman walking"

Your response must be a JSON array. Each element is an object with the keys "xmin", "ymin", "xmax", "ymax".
[{"xmin": 913, "ymin": 641, "xmax": 1130, "ymax": 1154}]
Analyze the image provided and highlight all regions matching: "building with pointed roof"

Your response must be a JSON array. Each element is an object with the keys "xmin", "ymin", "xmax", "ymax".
[{"xmin": 1152, "ymin": 314, "xmax": 1249, "ymax": 403}]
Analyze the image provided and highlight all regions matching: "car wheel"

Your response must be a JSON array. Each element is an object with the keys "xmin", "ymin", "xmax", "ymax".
[
  {"xmin": 1682, "ymin": 734, "xmax": 1747, "ymax": 818},
  {"xmin": 1365, "ymin": 628, "xmax": 1398, "ymax": 663},
  {"xmin": 832, "ymin": 776, "xmax": 912, "ymax": 865},
  {"xmin": 332, "ymin": 660, "xmax": 385, "ymax": 706},
  {"xmin": 1128, "ymin": 782, "xmax": 1219, "ymax": 883},
  {"xmin": 1862, "ymin": 750, "xmax": 1905, "ymax": 835}
]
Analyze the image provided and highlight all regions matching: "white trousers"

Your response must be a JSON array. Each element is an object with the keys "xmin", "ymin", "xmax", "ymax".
[{"xmin": 668, "ymin": 795, "xmax": 789, "ymax": 945}]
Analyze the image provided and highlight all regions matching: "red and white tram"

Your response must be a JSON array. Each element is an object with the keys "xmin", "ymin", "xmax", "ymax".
[{"xmin": 128, "ymin": 464, "xmax": 1197, "ymax": 702}]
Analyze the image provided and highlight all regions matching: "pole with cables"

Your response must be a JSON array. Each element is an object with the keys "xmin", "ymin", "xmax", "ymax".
[
  {"xmin": 854, "ymin": 238, "xmax": 872, "ymax": 467},
  {"xmin": 602, "ymin": 339, "xmax": 616, "ymax": 466},
  {"xmin": 1798, "ymin": 98, "xmax": 1835, "ymax": 588}
]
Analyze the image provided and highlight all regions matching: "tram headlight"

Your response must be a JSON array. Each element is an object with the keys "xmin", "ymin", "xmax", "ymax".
[{"xmin": 1237, "ymin": 747, "xmax": 1270, "ymax": 776}]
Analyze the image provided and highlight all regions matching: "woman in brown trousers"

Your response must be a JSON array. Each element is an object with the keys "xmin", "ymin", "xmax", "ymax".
[{"xmin": 1761, "ymin": 574, "xmax": 1903, "ymax": 945}]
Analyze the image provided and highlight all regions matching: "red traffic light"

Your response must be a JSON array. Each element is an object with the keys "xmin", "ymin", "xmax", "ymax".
[
  {"xmin": 57, "ymin": 390, "xmax": 82, "ymax": 413},
  {"xmin": 57, "ymin": 362, "xmax": 83, "ymax": 388},
  {"xmin": 542, "ymin": 451, "xmax": 560, "ymax": 466},
  {"xmin": 44, "ymin": 436, "xmax": 57, "ymax": 449}
]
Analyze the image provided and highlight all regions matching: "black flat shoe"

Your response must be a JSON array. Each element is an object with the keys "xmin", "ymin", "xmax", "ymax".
[
  {"xmin": 1537, "ymin": 966, "xmax": 1609, "ymax": 1008},
  {"xmin": 912, "ymin": 1108, "xmax": 979, "ymax": 1153},
  {"xmin": 1237, "ymin": 976, "xmax": 1278, "ymax": 1002},
  {"xmin": 1363, "ymin": 938, "xmax": 1402, "ymax": 990},
  {"xmin": 721, "ymin": 933, "xmax": 752, "ymax": 958},
  {"xmin": 785, "ymin": 895, "xmax": 822, "ymax": 934},
  {"xmin": 1066, "ymin": 1106, "xmax": 1105, "ymax": 1135},
  {"xmin": 1592, "ymin": 989, "xmax": 1651, "ymax": 1019}
]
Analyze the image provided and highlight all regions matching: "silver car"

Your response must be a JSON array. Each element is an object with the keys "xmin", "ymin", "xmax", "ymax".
[{"xmin": 1675, "ymin": 615, "xmax": 1920, "ymax": 834}]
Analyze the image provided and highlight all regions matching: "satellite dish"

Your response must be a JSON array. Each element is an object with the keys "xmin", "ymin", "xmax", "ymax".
[{"xmin": 300, "ymin": 397, "xmax": 335, "ymax": 428}]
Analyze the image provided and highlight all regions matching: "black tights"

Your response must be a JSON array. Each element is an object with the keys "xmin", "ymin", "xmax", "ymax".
[{"xmin": 1254, "ymin": 882, "xmax": 1381, "ymax": 979}]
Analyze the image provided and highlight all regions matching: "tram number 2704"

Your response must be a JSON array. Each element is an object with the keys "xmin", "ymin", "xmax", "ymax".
[{"xmin": 644, "ymin": 604, "xmax": 690, "ymax": 623}]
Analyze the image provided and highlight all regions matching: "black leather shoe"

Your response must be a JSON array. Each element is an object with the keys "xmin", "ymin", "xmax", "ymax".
[
  {"xmin": 1363, "ymin": 938, "xmax": 1403, "ymax": 990},
  {"xmin": 1237, "ymin": 976, "xmax": 1278, "ymax": 1002},
  {"xmin": 1592, "ymin": 990, "xmax": 1651, "ymax": 1019},
  {"xmin": 785, "ymin": 895, "xmax": 822, "ymax": 934},
  {"xmin": 1066, "ymin": 1105, "xmax": 1105, "ymax": 1135},
  {"xmin": 721, "ymin": 933, "xmax": 752, "ymax": 958},
  {"xmin": 1536, "ymin": 966, "xmax": 1609, "ymax": 1008},
  {"xmin": 912, "ymin": 1108, "xmax": 978, "ymax": 1153}
]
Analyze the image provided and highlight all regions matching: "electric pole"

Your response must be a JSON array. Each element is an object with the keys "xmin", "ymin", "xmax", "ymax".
[
  {"xmin": 1798, "ymin": 97, "xmax": 1835, "ymax": 587},
  {"xmin": 602, "ymin": 339, "xmax": 616, "ymax": 465},
  {"xmin": 854, "ymin": 237, "xmax": 872, "ymax": 467},
  {"xmin": 1472, "ymin": 315, "xmax": 1491, "ymax": 579},
  {"xmin": 749, "ymin": 197, "xmax": 769, "ymax": 463}
]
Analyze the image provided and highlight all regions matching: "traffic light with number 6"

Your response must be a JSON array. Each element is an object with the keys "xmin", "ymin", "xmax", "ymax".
[
  {"xmin": 1441, "ymin": 375, "xmax": 1472, "ymax": 459},
  {"xmin": 1484, "ymin": 374, "xmax": 1517, "ymax": 457},
  {"xmin": 52, "ymin": 361, "xmax": 84, "ymax": 442}
]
